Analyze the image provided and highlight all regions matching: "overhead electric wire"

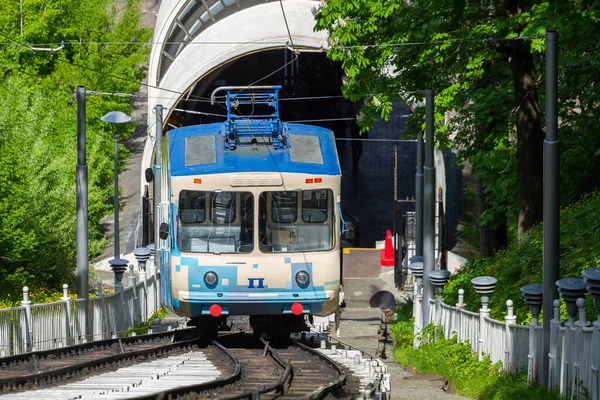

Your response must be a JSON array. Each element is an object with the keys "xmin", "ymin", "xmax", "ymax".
[
  {"xmin": 334, "ymin": 137, "xmax": 416, "ymax": 143},
  {"xmin": 0, "ymin": 30, "xmax": 214, "ymax": 106},
  {"xmin": 245, "ymin": 55, "xmax": 299, "ymax": 88},
  {"xmin": 86, "ymin": 90, "xmax": 135, "ymax": 97},
  {"xmin": 289, "ymin": 115, "xmax": 411, "ymax": 124},
  {"xmin": 236, "ymin": 1, "xmax": 299, "ymax": 90},
  {"xmin": 167, "ymin": 107, "xmax": 227, "ymax": 118},
  {"xmin": 0, "ymin": 102, "xmax": 72, "ymax": 127},
  {"xmin": 0, "ymin": 34, "xmax": 540, "ymax": 48},
  {"xmin": 279, "ymin": 0, "xmax": 296, "ymax": 53}
]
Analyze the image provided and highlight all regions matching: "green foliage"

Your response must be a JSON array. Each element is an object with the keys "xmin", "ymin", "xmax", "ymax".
[
  {"xmin": 127, "ymin": 307, "xmax": 171, "ymax": 336},
  {"xmin": 395, "ymin": 325, "xmax": 503, "ymax": 397},
  {"xmin": 316, "ymin": 0, "xmax": 600, "ymax": 243},
  {"xmin": 390, "ymin": 300, "xmax": 414, "ymax": 347},
  {"xmin": 0, "ymin": 0, "xmax": 151, "ymax": 297},
  {"xmin": 444, "ymin": 191, "xmax": 600, "ymax": 322}
]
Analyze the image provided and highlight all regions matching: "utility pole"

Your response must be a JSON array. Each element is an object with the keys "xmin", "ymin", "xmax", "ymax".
[
  {"xmin": 75, "ymin": 86, "xmax": 89, "ymax": 340},
  {"xmin": 542, "ymin": 30, "xmax": 560, "ymax": 387},
  {"xmin": 154, "ymin": 105, "xmax": 163, "ymax": 254},
  {"xmin": 415, "ymin": 131, "xmax": 424, "ymax": 256},
  {"xmin": 422, "ymin": 88, "xmax": 436, "ymax": 326}
]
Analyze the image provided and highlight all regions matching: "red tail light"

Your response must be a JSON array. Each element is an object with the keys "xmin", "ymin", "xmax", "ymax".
[
  {"xmin": 291, "ymin": 303, "xmax": 303, "ymax": 315},
  {"xmin": 209, "ymin": 304, "xmax": 222, "ymax": 317}
]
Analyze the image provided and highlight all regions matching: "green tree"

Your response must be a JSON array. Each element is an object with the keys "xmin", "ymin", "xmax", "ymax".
[
  {"xmin": 315, "ymin": 0, "xmax": 600, "ymax": 252},
  {"xmin": 0, "ymin": 0, "xmax": 151, "ymax": 296}
]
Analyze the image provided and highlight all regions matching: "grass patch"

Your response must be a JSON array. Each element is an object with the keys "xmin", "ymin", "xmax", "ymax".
[
  {"xmin": 390, "ymin": 302, "xmax": 563, "ymax": 399},
  {"xmin": 127, "ymin": 307, "xmax": 171, "ymax": 336}
]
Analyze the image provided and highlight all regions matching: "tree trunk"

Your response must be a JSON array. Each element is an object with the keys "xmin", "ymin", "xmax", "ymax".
[
  {"xmin": 510, "ymin": 40, "xmax": 544, "ymax": 236},
  {"xmin": 476, "ymin": 178, "xmax": 508, "ymax": 257}
]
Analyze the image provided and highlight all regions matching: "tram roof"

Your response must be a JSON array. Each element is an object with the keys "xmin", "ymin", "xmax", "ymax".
[{"xmin": 167, "ymin": 122, "xmax": 342, "ymax": 177}]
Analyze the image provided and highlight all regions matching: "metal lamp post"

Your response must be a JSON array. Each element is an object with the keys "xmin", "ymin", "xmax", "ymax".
[{"xmin": 101, "ymin": 111, "xmax": 132, "ymax": 260}]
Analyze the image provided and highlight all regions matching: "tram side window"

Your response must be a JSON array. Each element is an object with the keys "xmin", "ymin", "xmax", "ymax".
[{"xmin": 177, "ymin": 190, "xmax": 253, "ymax": 254}]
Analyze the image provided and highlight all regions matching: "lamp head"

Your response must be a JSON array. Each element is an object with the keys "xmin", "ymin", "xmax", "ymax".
[{"xmin": 101, "ymin": 111, "xmax": 132, "ymax": 124}]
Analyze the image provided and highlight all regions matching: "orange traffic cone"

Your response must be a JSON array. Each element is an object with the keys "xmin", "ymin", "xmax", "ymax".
[{"xmin": 380, "ymin": 229, "xmax": 394, "ymax": 267}]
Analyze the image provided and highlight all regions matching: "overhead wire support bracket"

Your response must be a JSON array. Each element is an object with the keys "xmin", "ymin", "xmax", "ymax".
[
  {"xmin": 28, "ymin": 40, "xmax": 64, "ymax": 53},
  {"xmin": 210, "ymin": 85, "xmax": 289, "ymax": 152}
]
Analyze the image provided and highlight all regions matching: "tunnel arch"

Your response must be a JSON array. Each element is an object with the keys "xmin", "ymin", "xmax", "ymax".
[{"xmin": 147, "ymin": 0, "xmax": 328, "ymax": 124}]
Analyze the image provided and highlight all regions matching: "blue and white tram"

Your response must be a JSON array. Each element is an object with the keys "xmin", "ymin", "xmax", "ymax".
[{"xmin": 150, "ymin": 86, "xmax": 352, "ymax": 333}]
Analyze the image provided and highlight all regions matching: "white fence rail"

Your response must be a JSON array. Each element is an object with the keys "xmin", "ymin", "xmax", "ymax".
[
  {"xmin": 0, "ymin": 258, "xmax": 162, "ymax": 356},
  {"xmin": 411, "ymin": 271, "xmax": 600, "ymax": 399}
]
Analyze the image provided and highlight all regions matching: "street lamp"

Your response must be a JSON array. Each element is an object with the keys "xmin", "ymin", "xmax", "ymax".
[{"xmin": 101, "ymin": 111, "xmax": 131, "ymax": 260}]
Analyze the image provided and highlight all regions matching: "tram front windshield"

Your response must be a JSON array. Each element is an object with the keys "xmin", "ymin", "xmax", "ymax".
[
  {"xmin": 177, "ymin": 190, "xmax": 254, "ymax": 253},
  {"xmin": 176, "ymin": 189, "xmax": 334, "ymax": 253},
  {"xmin": 259, "ymin": 189, "xmax": 334, "ymax": 253}
]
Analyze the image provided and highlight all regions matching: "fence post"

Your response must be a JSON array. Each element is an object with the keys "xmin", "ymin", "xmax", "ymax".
[
  {"xmin": 593, "ymin": 319, "xmax": 600, "ymax": 400},
  {"xmin": 409, "ymin": 260, "xmax": 424, "ymax": 347},
  {"xmin": 455, "ymin": 289, "xmax": 465, "ymax": 339},
  {"xmin": 128, "ymin": 263, "xmax": 138, "ymax": 325},
  {"xmin": 134, "ymin": 247, "xmax": 151, "ymax": 322},
  {"xmin": 556, "ymin": 278, "xmax": 587, "ymax": 397},
  {"xmin": 471, "ymin": 276, "xmax": 497, "ymax": 361},
  {"xmin": 61, "ymin": 284, "xmax": 72, "ymax": 347},
  {"xmin": 521, "ymin": 284, "xmax": 543, "ymax": 385},
  {"xmin": 21, "ymin": 287, "xmax": 33, "ymax": 352},
  {"xmin": 94, "ymin": 280, "xmax": 105, "ymax": 341},
  {"xmin": 428, "ymin": 270, "xmax": 450, "ymax": 341},
  {"xmin": 548, "ymin": 299, "xmax": 562, "ymax": 392},
  {"xmin": 504, "ymin": 300, "xmax": 517, "ymax": 374},
  {"xmin": 581, "ymin": 268, "xmax": 600, "ymax": 400},
  {"xmin": 572, "ymin": 298, "xmax": 590, "ymax": 398},
  {"xmin": 148, "ymin": 244, "xmax": 158, "ymax": 314}
]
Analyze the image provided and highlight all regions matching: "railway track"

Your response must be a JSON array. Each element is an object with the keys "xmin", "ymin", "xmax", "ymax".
[
  {"xmin": 0, "ymin": 330, "xmax": 199, "ymax": 390},
  {"xmin": 0, "ymin": 331, "xmax": 374, "ymax": 399}
]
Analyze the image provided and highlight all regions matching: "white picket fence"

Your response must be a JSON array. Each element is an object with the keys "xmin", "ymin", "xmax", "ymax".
[
  {"xmin": 412, "ymin": 273, "xmax": 600, "ymax": 399},
  {"xmin": 0, "ymin": 258, "xmax": 162, "ymax": 356}
]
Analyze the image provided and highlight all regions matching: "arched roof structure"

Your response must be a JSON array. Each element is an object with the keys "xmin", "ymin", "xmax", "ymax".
[{"xmin": 147, "ymin": 0, "xmax": 327, "ymax": 123}]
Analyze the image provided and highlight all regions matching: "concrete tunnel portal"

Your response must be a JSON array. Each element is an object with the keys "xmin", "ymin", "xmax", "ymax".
[{"xmin": 142, "ymin": 1, "xmax": 360, "ymax": 187}]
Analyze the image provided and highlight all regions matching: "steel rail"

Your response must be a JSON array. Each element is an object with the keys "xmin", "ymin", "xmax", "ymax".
[
  {"xmin": 131, "ymin": 337, "xmax": 243, "ymax": 400},
  {"xmin": 219, "ymin": 337, "xmax": 294, "ymax": 400},
  {"xmin": 0, "ymin": 329, "xmax": 191, "ymax": 366},
  {"xmin": 293, "ymin": 340, "xmax": 347, "ymax": 399},
  {"xmin": 0, "ymin": 338, "xmax": 199, "ymax": 391}
]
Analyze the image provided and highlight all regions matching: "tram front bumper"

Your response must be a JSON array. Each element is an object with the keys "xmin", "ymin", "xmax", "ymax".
[{"xmin": 177, "ymin": 289, "xmax": 336, "ymax": 316}]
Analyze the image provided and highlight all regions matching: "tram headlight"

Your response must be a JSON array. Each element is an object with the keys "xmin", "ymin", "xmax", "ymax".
[
  {"xmin": 204, "ymin": 271, "xmax": 218, "ymax": 287},
  {"xmin": 295, "ymin": 271, "xmax": 310, "ymax": 288}
]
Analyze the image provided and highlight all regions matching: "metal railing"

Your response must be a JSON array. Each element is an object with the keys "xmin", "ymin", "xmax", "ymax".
[
  {"xmin": 394, "ymin": 199, "xmax": 444, "ymax": 291},
  {"xmin": 411, "ymin": 273, "xmax": 600, "ymax": 399},
  {"xmin": 0, "ymin": 257, "xmax": 162, "ymax": 356}
]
